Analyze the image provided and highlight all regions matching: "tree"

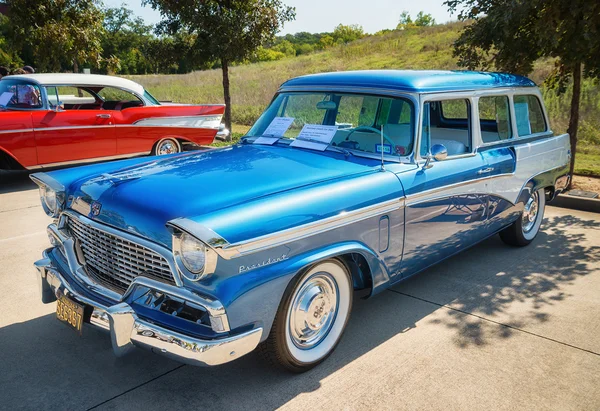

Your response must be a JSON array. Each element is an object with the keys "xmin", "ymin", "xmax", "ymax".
[
  {"xmin": 143, "ymin": 0, "xmax": 296, "ymax": 138},
  {"xmin": 397, "ymin": 11, "xmax": 413, "ymax": 30},
  {"xmin": 397, "ymin": 11, "xmax": 435, "ymax": 30},
  {"xmin": 7, "ymin": 0, "xmax": 104, "ymax": 72},
  {"xmin": 445, "ymin": 0, "xmax": 600, "ymax": 184},
  {"xmin": 414, "ymin": 12, "xmax": 435, "ymax": 27},
  {"xmin": 332, "ymin": 24, "xmax": 364, "ymax": 44}
]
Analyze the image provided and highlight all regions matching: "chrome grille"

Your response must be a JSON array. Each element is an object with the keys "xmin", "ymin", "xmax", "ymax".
[{"xmin": 68, "ymin": 216, "xmax": 175, "ymax": 293}]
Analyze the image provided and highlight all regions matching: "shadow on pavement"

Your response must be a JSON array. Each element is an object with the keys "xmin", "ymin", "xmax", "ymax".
[
  {"xmin": 0, "ymin": 170, "xmax": 36, "ymax": 194},
  {"xmin": 0, "ymin": 214, "xmax": 597, "ymax": 409},
  {"xmin": 398, "ymin": 214, "xmax": 600, "ymax": 349}
]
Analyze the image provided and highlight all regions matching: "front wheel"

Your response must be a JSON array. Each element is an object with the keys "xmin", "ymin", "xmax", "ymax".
[
  {"xmin": 259, "ymin": 259, "xmax": 353, "ymax": 372},
  {"xmin": 500, "ymin": 188, "xmax": 546, "ymax": 246},
  {"xmin": 153, "ymin": 138, "xmax": 181, "ymax": 156}
]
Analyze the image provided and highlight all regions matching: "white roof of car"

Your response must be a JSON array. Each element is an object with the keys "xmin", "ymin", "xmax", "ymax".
[{"xmin": 4, "ymin": 73, "xmax": 145, "ymax": 96}]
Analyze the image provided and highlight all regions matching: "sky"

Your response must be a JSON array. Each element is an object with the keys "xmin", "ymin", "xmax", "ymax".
[{"xmin": 102, "ymin": 0, "xmax": 455, "ymax": 35}]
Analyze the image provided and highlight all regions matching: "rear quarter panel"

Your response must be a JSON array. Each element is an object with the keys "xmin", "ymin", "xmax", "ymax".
[{"xmin": 113, "ymin": 104, "xmax": 225, "ymax": 153}]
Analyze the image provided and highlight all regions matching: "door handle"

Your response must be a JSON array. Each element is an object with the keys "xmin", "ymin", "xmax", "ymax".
[
  {"xmin": 96, "ymin": 114, "xmax": 111, "ymax": 119},
  {"xmin": 477, "ymin": 167, "xmax": 494, "ymax": 175}
]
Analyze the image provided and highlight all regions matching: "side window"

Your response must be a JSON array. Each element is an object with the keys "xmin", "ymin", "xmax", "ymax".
[
  {"xmin": 97, "ymin": 86, "xmax": 144, "ymax": 110},
  {"xmin": 421, "ymin": 99, "xmax": 471, "ymax": 157},
  {"xmin": 514, "ymin": 95, "xmax": 546, "ymax": 136},
  {"xmin": 46, "ymin": 86, "xmax": 98, "ymax": 110},
  {"xmin": 479, "ymin": 96, "xmax": 512, "ymax": 143}
]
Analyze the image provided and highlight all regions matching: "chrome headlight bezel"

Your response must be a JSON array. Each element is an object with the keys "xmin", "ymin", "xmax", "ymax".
[
  {"xmin": 38, "ymin": 184, "xmax": 65, "ymax": 218},
  {"xmin": 172, "ymin": 231, "xmax": 217, "ymax": 281}
]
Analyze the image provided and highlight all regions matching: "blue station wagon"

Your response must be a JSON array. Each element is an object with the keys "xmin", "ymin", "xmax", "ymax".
[{"xmin": 33, "ymin": 70, "xmax": 571, "ymax": 372}]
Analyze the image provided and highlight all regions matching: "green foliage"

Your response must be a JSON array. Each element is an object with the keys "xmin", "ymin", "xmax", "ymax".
[
  {"xmin": 332, "ymin": 24, "xmax": 365, "ymax": 44},
  {"xmin": 397, "ymin": 11, "xmax": 435, "ymax": 30},
  {"xmin": 271, "ymin": 40, "xmax": 296, "ymax": 57},
  {"xmin": 143, "ymin": 0, "xmax": 295, "ymax": 132},
  {"xmin": 414, "ymin": 12, "xmax": 436, "ymax": 27},
  {"xmin": 7, "ymin": 0, "xmax": 104, "ymax": 72}
]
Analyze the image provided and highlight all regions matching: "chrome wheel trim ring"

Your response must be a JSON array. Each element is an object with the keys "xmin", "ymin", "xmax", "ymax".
[
  {"xmin": 289, "ymin": 272, "xmax": 338, "ymax": 349},
  {"xmin": 284, "ymin": 261, "xmax": 351, "ymax": 364},
  {"xmin": 157, "ymin": 139, "xmax": 179, "ymax": 155},
  {"xmin": 522, "ymin": 191, "xmax": 540, "ymax": 233}
]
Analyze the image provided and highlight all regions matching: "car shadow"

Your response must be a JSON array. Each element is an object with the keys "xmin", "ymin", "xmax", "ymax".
[
  {"xmin": 0, "ymin": 213, "xmax": 597, "ymax": 409},
  {"xmin": 0, "ymin": 170, "xmax": 36, "ymax": 193}
]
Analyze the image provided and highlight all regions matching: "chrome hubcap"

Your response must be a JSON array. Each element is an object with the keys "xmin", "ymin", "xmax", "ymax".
[
  {"xmin": 522, "ymin": 191, "xmax": 539, "ymax": 232},
  {"xmin": 289, "ymin": 273, "xmax": 338, "ymax": 349},
  {"xmin": 157, "ymin": 140, "xmax": 177, "ymax": 155}
]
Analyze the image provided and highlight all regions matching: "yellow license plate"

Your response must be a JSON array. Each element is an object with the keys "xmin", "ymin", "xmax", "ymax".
[{"xmin": 56, "ymin": 295, "xmax": 84, "ymax": 334}]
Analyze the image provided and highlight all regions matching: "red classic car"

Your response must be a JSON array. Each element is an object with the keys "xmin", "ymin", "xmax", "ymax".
[{"xmin": 0, "ymin": 73, "xmax": 226, "ymax": 170}]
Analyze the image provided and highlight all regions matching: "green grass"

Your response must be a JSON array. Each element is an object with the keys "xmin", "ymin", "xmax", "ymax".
[
  {"xmin": 576, "ymin": 144, "xmax": 600, "ymax": 176},
  {"xmin": 128, "ymin": 22, "xmax": 599, "ymax": 176}
]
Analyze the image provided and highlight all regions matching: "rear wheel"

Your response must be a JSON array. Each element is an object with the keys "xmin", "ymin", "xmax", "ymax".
[
  {"xmin": 259, "ymin": 259, "xmax": 353, "ymax": 372},
  {"xmin": 500, "ymin": 188, "xmax": 546, "ymax": 246},
  {"xmin": 153, "ymin": 138, "xmax": 181, "ymax": 156}
]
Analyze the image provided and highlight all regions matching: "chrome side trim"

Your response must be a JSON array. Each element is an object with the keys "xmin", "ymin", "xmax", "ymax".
[
  {"xmin": 404, "ymin": 173, "xmax": 514, "ymax": 206},
  {"xmin": 0, "ymin": 128, "xmax": 34, "ymax": 135},
  {"xmin": 27, "ymin": 152, "xmax": 148, "ymax": 170},
  {"xmin": 33, "ymin": 125, "xmax": 115, "ymax": 132},
  {"xmin": 170, "ymin": 198, "xmax": 405, "ymax": 259}
]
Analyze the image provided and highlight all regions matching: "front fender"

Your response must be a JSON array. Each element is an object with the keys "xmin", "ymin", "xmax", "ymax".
[{"xmin": 223, "ymin": 241, "xmax": 390, "ymax": 341}]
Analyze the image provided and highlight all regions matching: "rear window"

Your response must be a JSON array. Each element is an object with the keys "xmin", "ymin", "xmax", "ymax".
[{"xmin": 514, "ymin": 95, "xmax": 546, "ymax": 136}]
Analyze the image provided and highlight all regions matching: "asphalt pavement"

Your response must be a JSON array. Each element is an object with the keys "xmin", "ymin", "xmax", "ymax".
[{"xmin": 1, "ymin": 170, "xmax": 599, "ymax": 411}]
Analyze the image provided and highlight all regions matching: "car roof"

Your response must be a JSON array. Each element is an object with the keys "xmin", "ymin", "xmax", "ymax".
[
  {"xmin": 1, "ymin": 73, "xmax": 145, "ymax": 96},
  {"xmin": 280, "ymin": 70, "xmax": 537, "ymax": 93}
]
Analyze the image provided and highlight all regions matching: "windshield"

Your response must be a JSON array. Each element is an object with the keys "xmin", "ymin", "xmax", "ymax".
[
  {"xmin": 0, "ymin": 79, "xmax": 43, "ymax": 109},
  {"xmin": 247, "ymin": 92, "xmax": 415, "ymax": 157}
]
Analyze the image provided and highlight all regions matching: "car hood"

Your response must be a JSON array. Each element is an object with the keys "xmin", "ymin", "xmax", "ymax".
[{"xmin": 68, "ymin": 144, "xmax": 377, "ymax": 246}]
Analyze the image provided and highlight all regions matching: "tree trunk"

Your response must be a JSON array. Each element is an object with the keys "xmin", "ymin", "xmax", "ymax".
[
  {"xmin": 566, "ymin": 62, "xmax": 582, "ymax": 189},
  {"xmin": 220, "ymin": 58, "xmax": 232, "ymax": 141},
  {"xmin": 73, "ymin": 58, "xmax": 79, "ymax": 73}
]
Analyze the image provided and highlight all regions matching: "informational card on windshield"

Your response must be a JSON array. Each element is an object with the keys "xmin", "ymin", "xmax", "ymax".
[
  {"xmin": 290, "ymin": 124, "xmax": 339, "ymax": 151},
  {"xmin": 254, "ymin": 117, "xmax": 295, "ymax": 145}
]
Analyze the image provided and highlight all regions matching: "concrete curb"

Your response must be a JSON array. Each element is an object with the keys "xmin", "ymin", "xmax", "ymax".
[{"xmin": 550, "ymin": 194, "xmax": 600, "ymax": 213}]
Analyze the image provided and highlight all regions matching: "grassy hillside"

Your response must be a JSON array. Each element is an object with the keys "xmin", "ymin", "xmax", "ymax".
[{"xmin": 130, "ymin": 22, "xmax": 599, "ymax": 176}]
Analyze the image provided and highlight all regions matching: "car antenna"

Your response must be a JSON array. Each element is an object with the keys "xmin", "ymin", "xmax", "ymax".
[{"xmin": 380, "ymin": 125, "xmax": 385, "ymax": 172}]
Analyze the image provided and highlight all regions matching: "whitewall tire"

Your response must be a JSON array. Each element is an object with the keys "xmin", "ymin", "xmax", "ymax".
[
  {"xmin": 500, "ymin": 188, "xmax": 546, "ymax": 246},
  {"xmin": 154, "ymin": 138, "xmax": 181, "ymax": 156},
  {"xmin": 259, "ymin": 259, "xmax": 353, "ymax": 372}
]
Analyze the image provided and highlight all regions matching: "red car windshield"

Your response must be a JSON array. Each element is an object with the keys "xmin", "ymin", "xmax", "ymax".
[{"xmin": 0, "ymin": 79, "xmax": 43, "ymax": 109}]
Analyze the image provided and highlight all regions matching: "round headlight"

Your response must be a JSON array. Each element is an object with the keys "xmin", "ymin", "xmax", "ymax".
[
  {"xmin": 40, "ymin": 185, "xmax": 58, "ymax": 216},
  {"xmin": 175, "ymin": 232, "xmax": 207, "ymax": 280}
]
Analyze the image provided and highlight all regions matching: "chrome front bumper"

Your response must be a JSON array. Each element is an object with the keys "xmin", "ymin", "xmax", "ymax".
[{"xmin": 35, "ymin": 251, "xmax": 262, "ymax": 366}]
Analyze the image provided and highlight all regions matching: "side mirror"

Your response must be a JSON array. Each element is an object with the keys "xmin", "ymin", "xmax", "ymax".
[{"xmin": 422, "ymin": 144, "xmax": 448, "ymax": 169}]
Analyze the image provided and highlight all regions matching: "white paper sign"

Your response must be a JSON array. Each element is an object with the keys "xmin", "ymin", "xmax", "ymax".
[
  {"xmin": 0, "ymin": 92, "xmax": 13, "ymax": 106},
  {"xmin": 263, "ymin": 117, "xmax": 294, "ymax": 137},
  {"xmin": 254, "ymin": 117, "xmax": 295, "ymax": 145},
  {"xmin": 290, "ymin": 124, "xmax": 339, "ymax": 151}
]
